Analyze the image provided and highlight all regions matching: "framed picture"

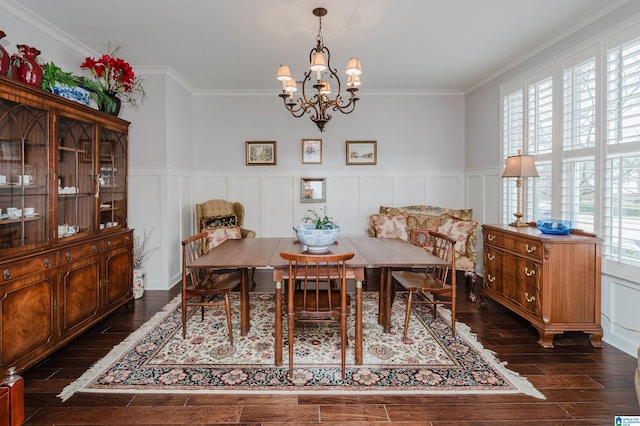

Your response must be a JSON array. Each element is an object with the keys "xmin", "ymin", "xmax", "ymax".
[
  {"xmin": 0, "ymin": 141, "xmax": 21, "ymax": 162},
  {"xmin": 80, "ymin": 140, "xmax": 93, "ymax": 162},
  {"xmin": 302, "ymin": 139, "xmax": 322, "ymax": 164},
  {"xmin": 246, "ymin": 141, "xmax": 277, "ymax": 166},
  {"xmin": 100, "ymin": 141, "xmax": 113, "ymax": 160},
  {"xmin": 301, "ymin": 177, "xmax": 326, "ymax": 203},
  {"xmin": 346, "ymin": 140, "xmax": 377, "ymax": 165}
]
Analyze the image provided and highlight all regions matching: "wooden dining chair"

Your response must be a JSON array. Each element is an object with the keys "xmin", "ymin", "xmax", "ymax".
[
  {"xmin": 391, "ymin": 231, "xmax": 456, "ymax": 343},
  {"xmin": 181, "ymin": 232, "xmax": 241, "ymax": 344},
  {"xmin": 279, "ymin": 251, "xmax": 355, "ymax": 379}
]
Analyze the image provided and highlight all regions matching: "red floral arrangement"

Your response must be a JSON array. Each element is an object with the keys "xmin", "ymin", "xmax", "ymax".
[{"xmin": 80, "ymin": 44, "xmax": 145, "ymax": 109}]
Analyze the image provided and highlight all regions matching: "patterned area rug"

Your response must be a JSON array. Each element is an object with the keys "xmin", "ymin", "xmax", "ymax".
[{"xmin": 59, "ymin": 292, "xmax": 544, "ymax": 400}]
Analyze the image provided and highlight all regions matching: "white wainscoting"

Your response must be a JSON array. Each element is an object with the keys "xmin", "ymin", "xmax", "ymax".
[
  {"xmin": 601, "ymin": 274, "xmax": 640, "ymax": 357},
  {"xmin": 130, "ymin": 167, "xmax": 467, "ymax": 291}
]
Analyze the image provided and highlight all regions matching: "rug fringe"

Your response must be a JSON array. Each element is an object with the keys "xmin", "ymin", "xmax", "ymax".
[{"xmin": 57, "ymin": 295, "xmax": 182, "ymax": 402}]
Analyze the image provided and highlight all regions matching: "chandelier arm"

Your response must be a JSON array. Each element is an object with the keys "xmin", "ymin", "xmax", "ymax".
[
  {"xmin": 330, "ymin": 91, "xmax": 360, "ymax": 114},
  {"xmin": 281, "ymin": 96, "xmax": 307, "ymax": 118}
]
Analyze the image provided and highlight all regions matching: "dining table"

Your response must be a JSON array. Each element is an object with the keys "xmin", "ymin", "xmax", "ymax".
[{"xmin": 187, "ymin": 235, "xmax": 452, "ymax": 366}]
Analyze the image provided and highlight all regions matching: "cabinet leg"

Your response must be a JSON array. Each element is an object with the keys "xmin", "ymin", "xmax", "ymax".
[
  {"xmin": 588, "ymin": 331, "xmax": 604, "ymax": 348},
  {"xmin": 537, "ymin": 330, "xmax": 556, "ymax": 348}
]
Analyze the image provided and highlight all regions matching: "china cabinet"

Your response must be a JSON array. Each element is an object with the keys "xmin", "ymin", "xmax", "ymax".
[
  {"xmin": 0, "ymin": 75, "xmax": 133, "ymax": 375},
  {"xmin": 481, "ymin": 224, "xmax": 603, "ymax": 348}
]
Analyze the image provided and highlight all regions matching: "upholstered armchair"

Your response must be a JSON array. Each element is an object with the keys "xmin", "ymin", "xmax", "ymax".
[{"xmin": 195, "ymin": 199, "xmax": 256, "ymax": 238}]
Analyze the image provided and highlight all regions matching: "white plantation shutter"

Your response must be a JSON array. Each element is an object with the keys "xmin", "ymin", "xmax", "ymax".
[
  {"xmin": 526, "ymin": 75, "xmax": 553, "ymax": 220},
  {"xmin": 605, "ymin": 36, "xmax": 640, "ymax": 265},
  {"xmin": 562, "ymin": 56, "xmax": 597, "ymax": 232},
  {"xmin": 502, "ymin": 87, "xmax": 524, "ymax": 225}
]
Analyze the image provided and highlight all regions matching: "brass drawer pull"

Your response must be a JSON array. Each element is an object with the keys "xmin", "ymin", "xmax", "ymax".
[
  {"xmin": 487, "ymin": 234, "xmax": 495, "ymax": 242},
  {"xmin": 487, "ymin": 253, "xmax": 495, "ymax": 261},
  {"xmin": 525, "ymin": 292, "xmax": 536, "ymax": 302},
  {"xmin": 66, "ymin": 252, "xmax": 72, "ymax": 261},
  {"xmin": 3, "ymin": 269, "xmax": 10, "ymax": 280},
  {"xmin": 524, "ymin": 267, "xmax": 535, "ymax": 277},
  {"xmin": 487, "ymin": 274, "xmax": 495, "ymax": 283},
  {"xmin": 107, "ymin": 241, "xmax": 113, "ymax": 249},
  {"xmin": 44, "ymin": 258, "xmax": 51, "ymax": 267},
  {"xmin": 92, "ymin": 245, "xmax": 98, "ymax": 253},
  {"xmin": 525, "ymin": 244, "xmax": 536, "ymax": 253}
]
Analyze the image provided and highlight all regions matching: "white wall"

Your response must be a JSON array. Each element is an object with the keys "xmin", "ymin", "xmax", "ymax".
[{"xmin": 465, "ymin": 1, "xmax": 640, "ymax": 356}]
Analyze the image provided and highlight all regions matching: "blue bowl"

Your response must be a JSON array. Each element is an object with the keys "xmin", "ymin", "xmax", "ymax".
[
  {"xmin": 293, "ymin": 224, "xmax": 340, "ymax": 252},
  {"xmin": 537, "ymin": 219, "xmax": 573, "ymax": 235}
]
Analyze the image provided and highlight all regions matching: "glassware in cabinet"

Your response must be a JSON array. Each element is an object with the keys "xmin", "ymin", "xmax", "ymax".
[
  {"xmin": 0, "ymin": 97, "xmax": 49, "ymax": 249},
  {"xmin": 56, "ymin": 116, "xmax": 95, "ymax": 238},
  {"xmin": 98, "ymin": 128, "xmax": 126, "ymax": 230}
]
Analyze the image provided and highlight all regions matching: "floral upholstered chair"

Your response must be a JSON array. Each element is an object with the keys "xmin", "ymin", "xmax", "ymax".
[
  {"xmin": 195, "ymin": 199, "xmax": 256, "ymax": 239},
  {"xmin": 195, "ymin": 199, "xmax": 257, "ymax": 284}
]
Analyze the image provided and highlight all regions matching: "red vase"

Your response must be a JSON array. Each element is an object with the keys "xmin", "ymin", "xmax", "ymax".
[
  {"xmin": 11, "ymin": 44, "xmax": 43, "ymax": 87},
  {"xmin": 0, "ymin": 31, "xmax": 9, "ymax": 76}
]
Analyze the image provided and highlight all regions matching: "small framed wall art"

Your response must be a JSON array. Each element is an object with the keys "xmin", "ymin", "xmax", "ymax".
[
  {"xmin": 246, "ymin": 141, "xmax": 277, "ymax": 166},
  {"xmin": 346, "ymin": 140, "xmax": 377, "ymax": 165},
  {"xmin": 302, "ymin": 139, "xmax": 322, "ymax": 164},
  {"xmin": 301, "ymin": 177, "xmax": 326, "ymax": 203}
]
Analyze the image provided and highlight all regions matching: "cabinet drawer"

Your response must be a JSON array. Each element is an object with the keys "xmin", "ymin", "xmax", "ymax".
[
  {"xmin": 510, "ymin": 238, "xmax": 543, "ymax": 260},
  {"xmin": 60, "ymin": 242, "xmax": 101, "ymax": 263},
  {"xmin": 484, "ymin": 229, "xmax": 542, "ymax": 260},
  {"xmin": 483, "ymin": 229, "xmax": 504, "ymax": 246},
  {"xmin": 103, "ymin": 233, "xmax": 131, "ymax": 251},
  {"xmin": 0, "ymin": 253, "xmax": 57, "ymax": 282}
]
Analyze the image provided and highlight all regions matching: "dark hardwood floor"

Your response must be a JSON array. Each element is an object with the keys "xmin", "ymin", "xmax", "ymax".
[{"xmin": 20, "ymin": 269, "xmax": 639, "ymax": 425}]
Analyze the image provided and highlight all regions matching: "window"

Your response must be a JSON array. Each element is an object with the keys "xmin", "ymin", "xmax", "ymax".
[
  {"xmin": 501, "ymin": 24, "xmax": 640, "ymax": 270},
  {"xmin": 501, "ymin": 87, "xmax": 524, "ymax": 224}
]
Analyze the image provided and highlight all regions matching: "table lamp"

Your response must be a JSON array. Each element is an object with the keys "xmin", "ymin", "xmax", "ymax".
[{"xmin": 502, "ymin": 149, "xmax": 539, "ymax": 227}]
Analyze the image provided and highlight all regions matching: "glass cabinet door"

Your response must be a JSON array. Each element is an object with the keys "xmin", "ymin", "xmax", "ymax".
[
  {"xmin": 56, "ymin": 115, "xmax": 95, "ymax": 239},
  {"xmin": 98, "ymin": 128, "xmax": 126, "ymax": 230},
  {"xmin": 0, "ymin": 98, "xmax": 49, "ymax": 249}
]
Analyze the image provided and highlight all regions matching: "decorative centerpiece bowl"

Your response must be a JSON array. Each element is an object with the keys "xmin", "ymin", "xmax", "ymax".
[
  {"xmin": 537, "ymin": 219, "xmax": 573, "ymax": 235},
  {"xmin": 293, "ymin": 223, "xmax": 340, "ymax": 253}
]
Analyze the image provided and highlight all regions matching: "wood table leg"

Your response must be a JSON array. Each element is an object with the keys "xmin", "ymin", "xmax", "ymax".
[
  {"xmin": 355, "ymin": 280, "xmax": 363, "ymax": 365},
  {"xmin": 378, "ymin": 267, "xmax": 387, "ymax": 326},
  {"xmin": 383, "ymin": 267, "xmax": 392, "ymax": 333},
  {"xmin": 240, "ymin": 268, "xmax": 250, "ymax": 336},
  {"xmin": 274, "ymin": 281, "xmax": 283, "ymax": 366}
]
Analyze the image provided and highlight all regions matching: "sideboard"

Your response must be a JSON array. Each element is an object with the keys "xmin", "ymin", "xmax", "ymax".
[{"xmin": 481, "ymin": 224, "xmax": 603, "ymax": 348}]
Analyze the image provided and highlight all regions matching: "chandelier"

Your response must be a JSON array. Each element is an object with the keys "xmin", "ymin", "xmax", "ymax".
[{"xmin": 276, "ymin": 7, "xmax": 362, "ymax": 132}]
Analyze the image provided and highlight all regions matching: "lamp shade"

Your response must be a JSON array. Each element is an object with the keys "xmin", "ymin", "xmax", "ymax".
[
  {"xmin": 310, "ymin": 52, "xmax": 327, "ymax": 72},
  {"xmin": 285, "ymin": 79, "xmax": 297, "ymax": 92},
  {"xmin": 502, "ymin": 154, "xmax": 539, "ymax": 178},
  {"xmin": 276, "ymin": 65, "xmax": 292, "ymax": 81},
  {"xmin": 346, "ymin": 57, "xmax": 362, "ymax": 75},
  {"xmin": 319, "ymin": 81, "xmax": 331, "ymax": 95}
]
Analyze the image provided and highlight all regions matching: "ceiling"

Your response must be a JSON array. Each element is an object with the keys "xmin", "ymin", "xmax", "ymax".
[{"xmin": 15, "ymin": 0, "xmax": 627, "ymax": 93}]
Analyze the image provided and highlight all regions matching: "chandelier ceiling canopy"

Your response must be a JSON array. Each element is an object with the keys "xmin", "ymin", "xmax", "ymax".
[{"xmin": 276, "ymin": 7, "xmax": 362, "ymax": 132}]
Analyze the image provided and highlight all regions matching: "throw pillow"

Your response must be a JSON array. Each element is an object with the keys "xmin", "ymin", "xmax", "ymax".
[
  {"xmin": 370, "ymin": 214, "xmax": 409, "ymax": 241},
  {"xmin": 410, "ymin": 228, "xmax": 431, "ymax": 248},
  {"xmin": 437, "ymin": 214, "xmax": 479, "ymax": 255},
  {"xmin": 406, "ymin": 214, "xmax": 441, "ymax": 231},
  {"xmin": 206, "ymin": 225, "xmax": 242, "ymax": 250},
  {"xmin": 201, "ymin": 214, "xmax": 237, "ymax": 231}
]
